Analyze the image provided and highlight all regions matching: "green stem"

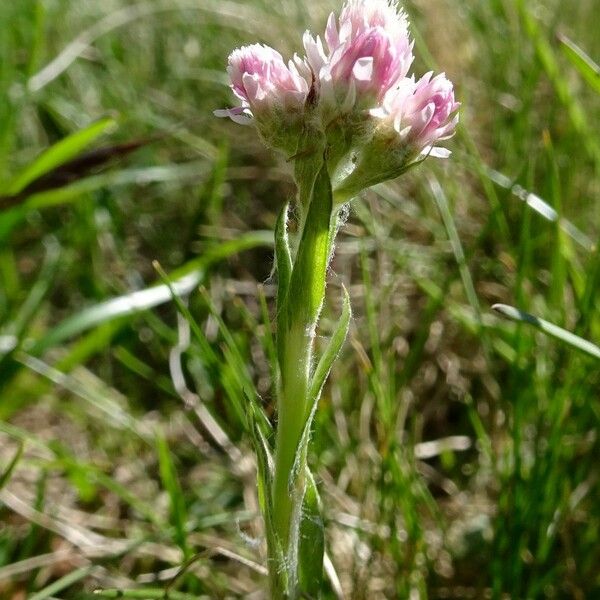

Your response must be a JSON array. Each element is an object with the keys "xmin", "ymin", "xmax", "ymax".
[
  {"xmin": 271, "ymin": 322, "xmax": 312, "ymax": 584},
  {"xmin": 270, "ymin": 158, "xmax": 334, "ymax": 598},
  {"xmin": 273, "ymin": 322, "xmax": 312, "ymax": 527}
]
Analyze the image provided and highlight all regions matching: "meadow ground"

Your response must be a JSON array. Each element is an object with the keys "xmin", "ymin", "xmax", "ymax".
[{"xmin": 0, "ymin": 0, "xmax": 599, "ymax": 598}]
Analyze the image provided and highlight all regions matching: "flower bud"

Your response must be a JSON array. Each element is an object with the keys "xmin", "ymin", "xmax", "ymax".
[
  {"xmin": 381, "ymin": 72, "xmax": 459, "ymax": 155},
  {"xmin": 332, "ymin": 74, "xmax": 459, "ymax": 200},
  {"xmin": 215, "ymin": 44, "xmax": 310, "ymax": 153},
  {"xmin": 304, "ymin": 0, "xmax": 413, "ymax": 110}
]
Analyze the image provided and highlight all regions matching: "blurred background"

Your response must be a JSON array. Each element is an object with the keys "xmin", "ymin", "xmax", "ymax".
[{"xmin": 0, "ymin": 0, "xmax": 599, "ymax": 598}]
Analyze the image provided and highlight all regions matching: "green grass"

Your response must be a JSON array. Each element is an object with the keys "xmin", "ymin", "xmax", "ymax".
[{"xmin": 1, "ymin": 0, "xmax": 599, "ymax": 598}]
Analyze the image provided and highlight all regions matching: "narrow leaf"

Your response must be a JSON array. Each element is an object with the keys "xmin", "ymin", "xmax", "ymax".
[
  {"xmin": 289, "ymin": 286, "xmax": 351, "ymax": 499},
  {"xmin": 493, "ymin": 303, "xmax": 600, "ymax": 360},
  {"xmin": 28, "ymin": 566, "xmax": 94, "ymax": 600},
  {"xmin": 0, "ymin": 139, "xmax": 150, "ymax": 210},
  {"xmin": 5, "ymin": 117, "xmax": 116, "ymax": 195},
  {"xmin": 250, "ymin": 405, "xmax": 274, "ymax": 490},
  {"xmin": 0, "ymin": 442, "xmax": 24, "ymax": 490},
  {"xmin": 298, "ymin": 469, "xmax": 325, "ymax": 599},
  {"xmin": 308, "ymin": 285, "xmax": 351, "ymax": 419},
  {"xmin": 559, "ymin": 34, "xmax": 600, "ymax": 95},
  {"xmin": 196, "ymin": 286, "xmax": 270, "ymax": 435},
  {"xmin": 275, "ymin": 202, "xmax": 292, "ymax": 308},
  {"xmin": 157, "ymin": 433, "xmax": 189, "ymax": 558},
  {"xmin": 29, "ymin": 269, "xmax": 205, "ymax": 355},
  {"xmin": 430, "ymin": 177, "xmax": 485, "ymax": 332},
  {"xmin": 27, "ymin": 232, "xmax": 271, "ymax": 355},
  {"xmin": 515, "ymin": 1, "xmax": 599, "ymax": 160},
  {"xmin": 248, "ymin": 405, "xmax": 282, "ymax": 572},
  {"xmin": 152, "ymin": 263, "xmax": 250, "ymax": 457},
  {"xmin": 0, "ymin": 162, "xmax": 211, "ymax": 243},
  {"xmin": 482, "ymin": 164, "xmax": 594, "ymax": 252}
]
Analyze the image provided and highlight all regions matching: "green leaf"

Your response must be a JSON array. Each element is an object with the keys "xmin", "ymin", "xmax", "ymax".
[
  {"xmin": 480, "ymin": 165, "xmax": 594, "ymax": 252},
  {"xmin": 248, "ymin": 404, "xmax": 283, "ymax": 585},
  {"xmin": 28, "ymin": 566, "xmax": 94, "ymax": 600},
  {"xmin": 195, "ymin": 286, "xmax": 270, "ymax": 436},
  {"xmin": 298, "ymin": 469, "xmax": 325, "ymax": 599},
  {"xmin": 249, "ymin": 404, "xmax": 274, "ymax": 505},
  {"xmin": 493, "ymin": 304, "xmax": 600, "ymax": 360},
  {"xmin": 275, "ymin": 202, "xmax": 292, "ymax": 308},
  {"xmin": 25, "ymin": 162, "xmax": 209, "ymax": 211},
  {"xmin": 0, "ymin": 238, "xmax": 60, "ymax": 360},
  {"xmin": 559, "ymin": 34, "xmax": 600, "ymax": 95},
  {"xmin": 157, "ymin": 433, "xmax": 189, "ymax": 558},
  {"xmin": 283, "ymin": 287, "xmax": 350, "ymax": 596},
  {"xmin": 29, "ymin": 269, "xmax": 205, "ymax": 355},
  {"xmin": 0, "ymin": 442, "xmax": 24, "ymax": 490},
  {"xmin": 0, "ymin": 162, "xmax": 210, "ymax": 242},
  {"xmin": 288, "ymin": 178, "xmax": 342, "ymax": 496},
  {"xmin": 5, "ymin": 117, "xmax": 116, "ymax": 195},
  {"xmin": 430, "ymin": 177, "xmax": 485, "ymax": 336},
  {"xmin": 307, "ymin": 285, "xmax": 351, "ymax": 420}
]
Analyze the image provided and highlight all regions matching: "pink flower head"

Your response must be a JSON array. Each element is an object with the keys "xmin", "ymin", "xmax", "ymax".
[
  {"xmin": 216, "ymin": 44, "xmax": 309, "ymax": 125},
  {"xmin": 379, "ymin": 72, "xmax": 459, "ymax": 156},
  {"xmin": 303, "ymin": 0, "xmax": 413, "ymax": 109},
  {"xmin": 216, "ymin": 2, "xmax": 459, "ymax": 192},
  {"xmin": 329, "ymin": 0, "xmax": 412, "ymax": 56}
]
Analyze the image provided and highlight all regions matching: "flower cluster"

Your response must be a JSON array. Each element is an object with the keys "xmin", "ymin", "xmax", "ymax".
[{"xmin": 217, "ymin": 0, "xmax": 459, "ymax": 198}]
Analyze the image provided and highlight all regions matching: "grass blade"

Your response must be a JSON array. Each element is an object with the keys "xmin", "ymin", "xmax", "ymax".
[
  {"xmin": 0, "ymin": 162, "xmax": 211, "ymax": 242},
  {"xmin": 30, "ymin": 270, "xmax": 205, "ymax": 354},
  {"xmin": 157, "ymin": 433, "xmax": 190, "ymax": 559},
  {"xmin": 5, "ymin": 117, "xmax": 116, "ymax": 195},
  {"xmin": 429, "ymin": 176, "xmax": 493, "ymax": 361},
  {"xmin": 28, "ymin": 566, "xmax": 94, "ymax": 600},
  {"xmin": 28, "ymin": 232, "xmax": 272, "ymax": 354},
  {"xmin": 0, "ymin": 442, "xmax": 24, "ymax": 490},
  {"xmin": 513, "ymin": 0, "xmax": 600, "ymax": 162},
  {"xmin": 493, "ymin": 303, "xmax": 600, "ymax": 360},
  {"xmin": 478, "ymin": 163, "xmax": 595, "ymax": 252},
  {"xmin": 558, "ymin": 34, "xmax": 600, "ymax": 95},
  {"xmin": 288, "ymin": 287, "xmax": 351, "ymax": 535}
]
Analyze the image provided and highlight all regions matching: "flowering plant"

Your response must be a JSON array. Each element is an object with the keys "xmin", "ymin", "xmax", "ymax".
[{"xmin": 217, "ymin": 1, "xmax": 458, "ymax": 597}]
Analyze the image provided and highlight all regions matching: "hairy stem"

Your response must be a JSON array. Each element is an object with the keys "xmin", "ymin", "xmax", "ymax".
[{"xmin": 269, "ymin": 159, "xmax": 333, "ymax": 598}]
